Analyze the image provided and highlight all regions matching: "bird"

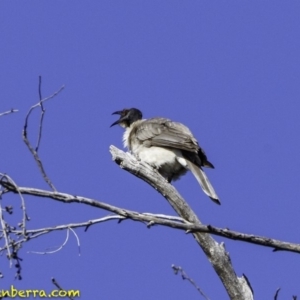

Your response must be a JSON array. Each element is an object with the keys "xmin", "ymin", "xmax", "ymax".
[{"xmin": 111, "ymin": 108, "xmax": 220, "ymax": 205}]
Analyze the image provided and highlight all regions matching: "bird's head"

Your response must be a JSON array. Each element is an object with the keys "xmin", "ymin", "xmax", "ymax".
[{"xmin": 110, "ymin": 108, "xmax": 143, "ymax": 128}]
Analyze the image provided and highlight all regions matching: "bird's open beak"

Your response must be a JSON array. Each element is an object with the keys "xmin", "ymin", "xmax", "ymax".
[
  {"xmin": 112, "ymin": 111, "xmax": 123, "ymax": 115},
  {"xmin": 110, "ymin": 111, "xmax": 126, "ymax": 127}
]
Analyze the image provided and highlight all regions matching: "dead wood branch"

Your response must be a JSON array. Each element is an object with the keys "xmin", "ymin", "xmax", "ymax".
[
  {"xmin": 109, "ymin": 145, "xmax": 252, "ymax": 300},
  {"xmin": 172, "ymin": 265, "xmax": 210, "ymax": 299},
  {"xmin": 0, "ymin": 109, "xmax": 18, "ymax": 117},
  {"xmin": 22, "ymin": 78, "xmax": 64, "ymax": 191},
  {"xmin": 1, "ymin": 179, "xmax": 299, "ymax": 254}
]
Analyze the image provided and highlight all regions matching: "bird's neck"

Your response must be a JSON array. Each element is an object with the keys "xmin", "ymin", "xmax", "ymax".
[{"xmin": 122, "ymin": 119, "xmax": 143, "ymax": 149}]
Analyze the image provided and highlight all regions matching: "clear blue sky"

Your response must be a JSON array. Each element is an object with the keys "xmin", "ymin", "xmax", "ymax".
[{"xmin": 1, "ymin": 1, "xmax": 300, "ymax": 299}]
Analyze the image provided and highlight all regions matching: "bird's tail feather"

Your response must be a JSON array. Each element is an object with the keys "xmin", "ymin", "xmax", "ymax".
[{"xmin": 186, "ymin": 161, "xmax": 220, "ymax": 205}]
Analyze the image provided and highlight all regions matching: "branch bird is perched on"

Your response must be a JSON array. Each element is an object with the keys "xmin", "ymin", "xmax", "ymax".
[{"xmin": 111, "ymin": 108, "xmax": 220, "ymax": 205}]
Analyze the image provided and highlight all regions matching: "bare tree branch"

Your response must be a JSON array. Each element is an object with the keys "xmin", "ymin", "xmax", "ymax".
[
  {"xmin": 0, "ymin": 174, "xmax": 28, "ymax": 279},
  {"xmin": 36, "ymin": 76, "xmax": 45, "ymax": 152},
  {"xmin": 29, "ymin": 229, "xmax": 71, "ymax": 255},
  {"xmin": 0, "ymin": 81, "xmax": 295, "ymax": 297},
  {"xmin": 0, "ymin": 200, "xmax": 12, "ymax": 267},
  {"xmin": 1, "ymin": 179, "xmax": 299, "ymax": 254},
  {"xmin": 274, "ymin": 288, "xmax": 280, "ymax": 300},
  {"xmin": 22, "ymin": 79, "xmax": 64, "ymax": 192},
  {"xmin": 0, "ymin": 109, "xmax": 18, "ymax": 118},
  {"xmin": 1, "ymin": 146, "xmax": 299, "ymax": 298},
  {"xmin": 109, "ymin": 146, "xmax": 252, "ymax": 300},
  {"xmin": 51, "ymin": 278, "xmax": 74, "ymax": 300},
  {"xmin": 1, "ymin": 174, "xmax": 28, "ymax": 237},
  {"xmin": 0, "ymin": 216, "xmax": 123, "ymax": 253},
  {"xmin": 172, "ymin": 265, "xmax": 210, "ymax": 299}
]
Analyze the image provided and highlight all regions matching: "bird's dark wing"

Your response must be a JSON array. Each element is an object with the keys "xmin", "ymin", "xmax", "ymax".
[{"xmin": 135, "ymin": 118, "xmax": 199, "ymax": 153}]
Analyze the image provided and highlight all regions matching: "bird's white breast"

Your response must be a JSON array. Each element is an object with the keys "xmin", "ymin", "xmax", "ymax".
[
  {"xmin": 122, "ymin": 120, "xmax": 188, "ymax": 180},
  {"xmin": 137, "ymin": 146, "xmax": 181, "ymax": 168}
]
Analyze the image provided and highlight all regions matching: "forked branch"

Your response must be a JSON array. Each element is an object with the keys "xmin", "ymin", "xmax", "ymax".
[
  {"xmin": 22, "ymin": 77, "xmax": 65, "ymax": 191},
  {"xmin": 110, "ymin": 145, "xmax": 253, "ymax": 300}
]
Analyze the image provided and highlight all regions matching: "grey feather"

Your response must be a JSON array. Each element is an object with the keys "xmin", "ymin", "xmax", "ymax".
[
  {"xmin": 135, "ymin": 118, "xmax": 199, "ymax": 152},
  {"xmin": 186, "ymin": 160, "xmax": 220, "ymax": 205}
]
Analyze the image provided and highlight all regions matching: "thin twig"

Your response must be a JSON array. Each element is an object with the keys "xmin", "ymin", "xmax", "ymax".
[
  {"xmin": 0, "ymin": 109, "xmax": 18, "ymax": 118},
  {"xmin": 8, "ymin": 215, "xmax": 124, "ymax": 235},
  {"xmin": 0, "ymin": 215, "xmax": 125, "ymax": 252},
  {"xmin": 172, "ymin": 265, "xmax": 210, "ymax": 300},
  {"xmin": 0, "ymin": 174, "xmax": 28, "ymax": 237},
  {"xmin": 22, "ymin": 80, "xmax": 64, "ymax": 191},
  {"xmin": 0, "ymin": 201, "xmax": 12, "ymax": 267},
  {"xmin": 274, "ymin": 288, "xmax": 280, "ymax": 300},
  {"xmin": 0, "ymin": 175, "xmax": 25, "ymax": 279},
  {"xmin": 29, "ymin": 229, "xmax": 70, "ymax": 255},
  {"xmin": 36, "ymin": 76, "xmax": 45, "ymax": 152},
  {"xmin": 26, "ymin": 228, "xmax": 79, "ymax": 256},
  {"xmin": 51, "ymin": 278, "xmax": 74, "ymax": 300},
  {"xmin": 69, "ymin": 228, "xmax": 81, "ymax": 256}
]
